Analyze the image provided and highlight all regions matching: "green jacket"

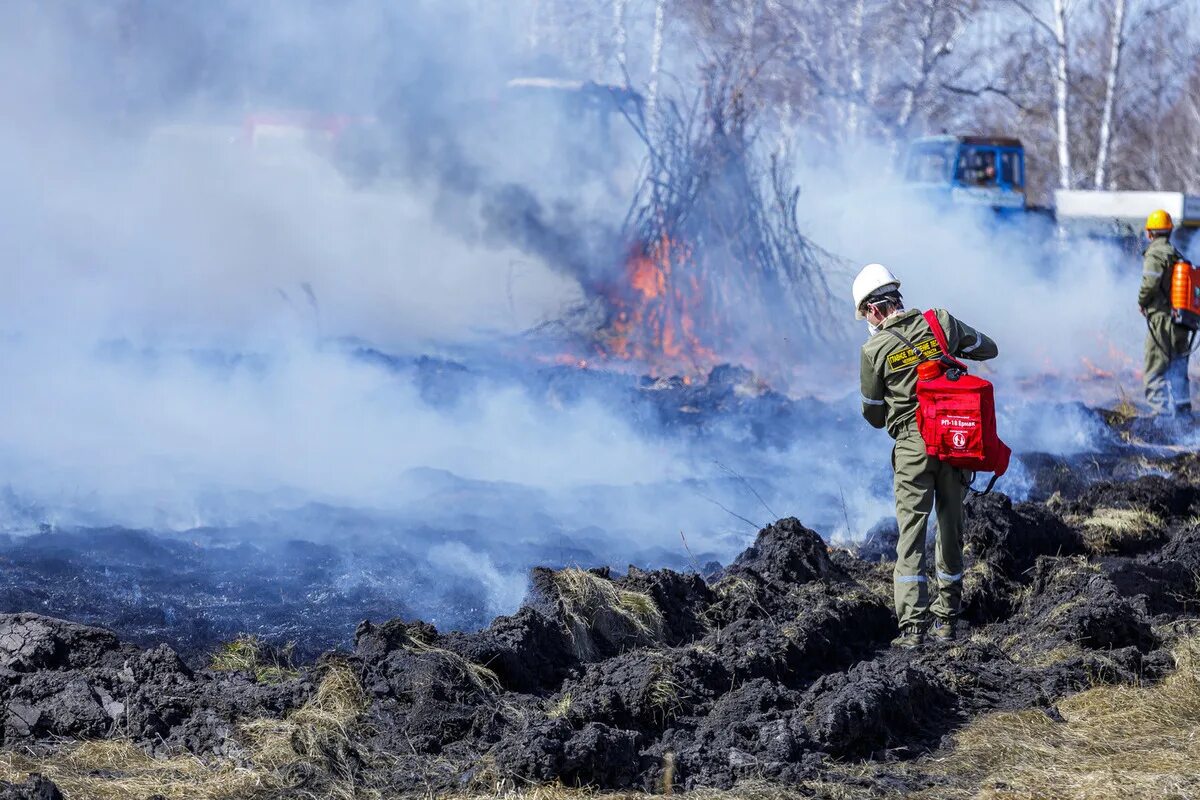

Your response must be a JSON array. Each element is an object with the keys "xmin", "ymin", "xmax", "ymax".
[
  {"xmin": 860, "ymin": 308, "xmax": 998, "ymax": 438},
  {"xmin": 1139, "ymin": 236, "xmax": 1184, "ymax": 314}
]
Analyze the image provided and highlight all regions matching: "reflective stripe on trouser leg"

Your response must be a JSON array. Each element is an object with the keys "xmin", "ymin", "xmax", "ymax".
[
  {"xmin": 892, "ymin": 429, "xmax": 936, "ymax": 629},
  {"xmin": 930, "ymin": 458, "xmax": 967, "ymax": 621}
]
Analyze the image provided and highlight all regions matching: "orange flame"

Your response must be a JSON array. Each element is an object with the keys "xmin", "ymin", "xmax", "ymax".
[{"xmin": 588, "ymin": 234, "xmax": 722, "ymax": 376}]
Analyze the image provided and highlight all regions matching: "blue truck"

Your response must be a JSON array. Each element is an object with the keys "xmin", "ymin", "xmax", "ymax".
[
  {"xmin": 902, "ymin": 134, "xmax": 1028, "ymax": 213},
  {"xmin": 902, "ymin": 134, "xmax": 1200, "ymax": 255}
]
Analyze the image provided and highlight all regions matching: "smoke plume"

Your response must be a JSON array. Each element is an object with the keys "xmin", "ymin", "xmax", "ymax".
[{"xmin": 0, "ymin": 1, "xmax": 1168, "ymax": 633}]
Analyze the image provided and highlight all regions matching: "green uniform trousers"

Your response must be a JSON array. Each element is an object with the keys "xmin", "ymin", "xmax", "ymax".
[
  {"xmin": 1144, "ymin": 311, "xmax": 1191, "ymax": 414},
  {"xmin": 892, "ymin": 424, "xmax": 967, "ymax": 629}
]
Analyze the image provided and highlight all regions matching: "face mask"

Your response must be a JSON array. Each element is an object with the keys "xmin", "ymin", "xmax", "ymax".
[{"xmin": 867, "ymin": 322, "xmax": 880, "ymax": 336}]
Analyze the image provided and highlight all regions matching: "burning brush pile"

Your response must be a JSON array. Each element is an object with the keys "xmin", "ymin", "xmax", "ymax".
[
  {"xmin": 543, "ymin": 73, "xmax": 852, "ymax": 379},
  {"xmin": 5, "ymin": 428, "xmax": 1200, "ymax": 798}
]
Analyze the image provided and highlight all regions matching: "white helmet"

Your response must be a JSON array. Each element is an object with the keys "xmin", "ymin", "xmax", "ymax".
[{"xmin": 852, "ymin": 263, "xmax": 901, "ymax": 319}]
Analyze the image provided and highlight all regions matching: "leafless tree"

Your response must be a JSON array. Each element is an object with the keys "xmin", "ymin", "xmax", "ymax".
[
  {"xmin": 1000, "ymin": 0, "xmax": 1076, "ymax": 188},
  {"xmin": 1093, "ymin": 0, "xmax": 1126, "ymax": 188},
  {"xmin": 513, "ymin": 0, "xmax": 1200, "ymax": 198}
]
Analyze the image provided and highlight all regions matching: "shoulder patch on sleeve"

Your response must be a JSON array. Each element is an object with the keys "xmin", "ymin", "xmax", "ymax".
[{"xmin": 887, "ymin": 338, "xmax": 942, "ymax": 370}]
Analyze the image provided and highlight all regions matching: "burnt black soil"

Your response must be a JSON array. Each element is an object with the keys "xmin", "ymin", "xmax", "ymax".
[{"xmin": 3, "ymin": 422, "xmax": 1200, "ymax": 795}]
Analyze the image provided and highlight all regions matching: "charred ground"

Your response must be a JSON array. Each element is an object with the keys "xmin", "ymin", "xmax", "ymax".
[{"xmin": 2, "ymin": 412, "xmax": 1200, "ymax": 797}]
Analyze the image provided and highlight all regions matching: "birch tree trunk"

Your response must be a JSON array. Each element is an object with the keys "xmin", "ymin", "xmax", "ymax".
[
  {"xmin": 646, "ymin": 0, "xmax": 668, "ymax": 123},
  {"xmin": 1052, "ymin": 0, "xmax": 1072, "ymax": 189},
  {"xmin": 1093, "ymin": 0, "xmax": 1126, "ymax": 189},
  {"xmin": 846, "ymin": 0, "xmax": 866, "ymax": 140},
  {"xmin": 612, "ymin": 0, "xmax": 628, "ymax": 84}
]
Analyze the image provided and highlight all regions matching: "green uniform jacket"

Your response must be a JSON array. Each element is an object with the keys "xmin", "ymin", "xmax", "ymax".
[
  {"xmin": 1139, "ymin": 236, "xmax": 1184, "ymax": 314},
  {"xmin": 860, "ymin": 308, "xmax": 999, "ymax": 438}
]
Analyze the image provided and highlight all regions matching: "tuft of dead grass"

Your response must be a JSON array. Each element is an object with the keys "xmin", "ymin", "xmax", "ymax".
[
  {"xmin": 1112, "ymin": 386, "xmax": 1140, "ymax": 424},
  {"xmin": 546, "ymin": 693, "xmax": 573, "ymax": 720},
  {"xmin": 706, "ymin": 573, "xmax": 779, "ymax": 622},
  {"xmin": 0, "ymin": 661, "xmax": 369, "ymax": 800},
  {"xmin": 711, "ymin": 574, "xmax": 756, "ymax": 603},
  {"xmin": 242, "ymin": 660, "xmax": 367, "ymax": 780},
  {"xmin": 209, "ymin": 635, "xmax": 299, "ymax": 685},
  {"xmin": 1071, "ymin": 507, "xmax": 1164, "ymax": 554},
  {"xmin": 403, "ymin": 633, "xmax": 503, "ymax": 695},
  {"xmin": 646, "ymin": 655, "xmax": 684, "ymax": 721},
  {"xmin": 553, "ymin": 568, "xmax": 664, "ymax": 641}
]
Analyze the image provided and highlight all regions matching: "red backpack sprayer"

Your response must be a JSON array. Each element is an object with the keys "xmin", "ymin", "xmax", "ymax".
[{"xmin": 886, "ymin": 311, "xmax": 1012, "ymax": 494}]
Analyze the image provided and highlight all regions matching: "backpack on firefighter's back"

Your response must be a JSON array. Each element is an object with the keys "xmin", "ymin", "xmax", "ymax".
[
  {"xmin": 911, "ymin": 310, "xmax": 1011, "ymax": 494},
  {"xmin": 1171, "ymin": 259, "xmax": 1200, "ymax": 330}
]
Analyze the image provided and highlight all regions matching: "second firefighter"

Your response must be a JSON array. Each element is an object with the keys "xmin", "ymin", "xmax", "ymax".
[{"xmin": 1139, "ymin": 209, "xmax": 1192, "ymax": 416}]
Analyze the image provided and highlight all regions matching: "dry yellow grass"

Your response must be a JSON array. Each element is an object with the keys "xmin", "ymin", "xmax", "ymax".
[
  {"xmin": 403, "ymin": 632, "xmax": 503, "ymax": 695},
  {"xmin": 1111, "ymin": 387, "xmax": 1140, "ymax": 424},
  {"xmin": 1072, "ymin": 507, "xmax": 1165, "ymax": 554},
  {"xmin": 0, "ymin": 742, "xmax": 265, "ymax": 800},
  {"xmin": 0, "ymin": 661, "xmax": 368, "ymax": 800},
  {"xmin": 209, "ymin": 634, "xmax": 299, "ymax": 685},
  {"xmin": 711, "ymin": 574, "xmax": 757, "ymax": 604},
  {"xmin": 646, "ymin": 655, "xmax": 685, "ymax": 721},
  {"xmin": 925, "ymin": 634, "xmax": 1200, "ymax": 799},
  {"xmin": 553, "ymin": 568, "xmax": 664, "ymax": 641},
  {"xmin": 241, "ymin": 660, "xmax": 367, "ymax": 781},
  {"xmin": 546, "ymin": 693, "xmax": 574, "ymax": 719}
]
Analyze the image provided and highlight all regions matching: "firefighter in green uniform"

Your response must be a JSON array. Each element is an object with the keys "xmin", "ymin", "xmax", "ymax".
[
  {"xmin": 1139, "ymin": 209, "xmax": 1191, "ymax": 416},
  {"xmin": 854, "ymin": 263, "xmax": 999, "ymax": 648}
]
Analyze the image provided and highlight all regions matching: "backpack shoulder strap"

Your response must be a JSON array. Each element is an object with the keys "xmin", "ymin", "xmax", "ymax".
[
  {"xmin": 880, "ymin": 326, "xmax": 921, "ymax": 355},
  {"xmin": 923, "ymin": 310, "xmax": 967, "ymax": 369}
]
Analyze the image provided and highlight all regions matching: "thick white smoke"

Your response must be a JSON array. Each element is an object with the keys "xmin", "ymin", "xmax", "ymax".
[
  {"xmin": 0, "ymin": 3, "xmax": 738, "ymax": 585},
  {"xmin": 792, "ymin": 139, "xmax": 1155, "ymax": 390}
]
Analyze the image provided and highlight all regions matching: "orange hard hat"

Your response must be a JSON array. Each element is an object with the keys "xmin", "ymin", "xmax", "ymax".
[{"xmin": 1146, "ymin": 209, "xmax": 1174, "ymax": 232}]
